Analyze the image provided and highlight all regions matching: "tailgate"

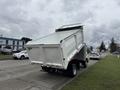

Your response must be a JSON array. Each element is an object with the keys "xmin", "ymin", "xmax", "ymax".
[{"xmin": 27, "ymin": 44, "xmax": 64, "ymax": 68}]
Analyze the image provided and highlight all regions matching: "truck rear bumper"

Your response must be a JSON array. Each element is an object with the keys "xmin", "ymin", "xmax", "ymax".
[{"xmin": 31, "ymin": 61, "xmax": 64, "ymax": 69}]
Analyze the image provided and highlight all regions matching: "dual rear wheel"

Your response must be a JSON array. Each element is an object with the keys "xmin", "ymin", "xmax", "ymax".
[
  {"xmin": 67, "ymin": 61, "xmax": 87, "ymax": 77},
  {"xmin": 67, "ymin": 64, "xmax": 77, "ymax": 77}
]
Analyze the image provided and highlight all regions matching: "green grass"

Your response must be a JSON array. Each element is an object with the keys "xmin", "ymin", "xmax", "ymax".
[
  {"xmin": 62, "ymin": 55, "xmax": 120, "ymax": 90},
  {"xmin": 0, "ymin": 54, "xmax": 12, "ymax": 60}
]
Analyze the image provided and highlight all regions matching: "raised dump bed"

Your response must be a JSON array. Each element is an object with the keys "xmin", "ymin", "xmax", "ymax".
[{"xmin": 26, "ymin": 24, "xmax": 88, "ymax": 77}]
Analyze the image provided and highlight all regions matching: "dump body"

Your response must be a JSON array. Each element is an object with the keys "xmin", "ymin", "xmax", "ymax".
[{"xmin": 26, "ymin": 25, "xmax": 85, "ymax": 70}]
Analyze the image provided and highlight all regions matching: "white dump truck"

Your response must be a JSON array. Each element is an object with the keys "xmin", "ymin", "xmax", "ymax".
[{"xmin": 26, "ymin": 24, "xmax": 88, "ymax": 77}]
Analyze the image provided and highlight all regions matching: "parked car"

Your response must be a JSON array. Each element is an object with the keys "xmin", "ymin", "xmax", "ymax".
[
  {"xmin": 13, "ymin": 50, "xmax": 29, "ymax": 60},
  {"xmin": 90, "ymin": 53, "xmax": 101, "ymax": 60},
  {"xmin": 1, "ymin": 46, "xmax": 12, "ymax": 54},
  {"xmin": 112, "ymin": 51, "xmax": 120, "ymax": 55},
  {"xmin": 12, "ymin": 48, "xmax": 24, "ymax": 53}
]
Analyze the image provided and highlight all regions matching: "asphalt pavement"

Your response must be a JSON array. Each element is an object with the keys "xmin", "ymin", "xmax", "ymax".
[{"xmin": 0, "ymin": 60, "xmax": 97, "ymax": 90}]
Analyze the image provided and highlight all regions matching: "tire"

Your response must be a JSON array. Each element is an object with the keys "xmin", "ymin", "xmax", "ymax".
[
  {"xmin": 20, "ymin": 55, "xmax": 25, "ymax": 60},
  {"xmin": 67, "ymin": 64, "xmax": 77, "ymax": 77}
]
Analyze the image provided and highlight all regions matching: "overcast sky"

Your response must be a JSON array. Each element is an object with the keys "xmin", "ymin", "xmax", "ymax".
[{"xmin": 0, "ymin": 0, "xmax": 120, "ymax": 46}]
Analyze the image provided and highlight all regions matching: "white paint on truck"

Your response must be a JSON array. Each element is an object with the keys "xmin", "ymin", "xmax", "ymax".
[{"xmin": 26, "ymin": 24, "xmax": 87, "ymax": 77}]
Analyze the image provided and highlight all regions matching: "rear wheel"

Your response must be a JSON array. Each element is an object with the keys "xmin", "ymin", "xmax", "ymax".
[{"xmin": 67, "ymin": 64, "xmax": 77, "ymax": 77}]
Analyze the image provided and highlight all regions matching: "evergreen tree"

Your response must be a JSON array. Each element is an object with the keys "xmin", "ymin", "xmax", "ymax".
[
  {"xmin": 99, "ymin": 41, "xmax": 106, "ymax": 52},
  {"xmin": 110, "ymin": 38, "xmax": 117, "ymax": 53}
]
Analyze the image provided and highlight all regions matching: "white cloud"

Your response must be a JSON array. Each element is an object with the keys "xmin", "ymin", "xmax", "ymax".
[{"xmin": 0, "ymin": 0, "xmax": 120, "ymax": 46}]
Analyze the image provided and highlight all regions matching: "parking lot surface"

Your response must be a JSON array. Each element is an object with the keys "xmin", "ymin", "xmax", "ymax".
[{"xmin": 0, "ymin": 60, "xmax": 97, "ymax": 90}]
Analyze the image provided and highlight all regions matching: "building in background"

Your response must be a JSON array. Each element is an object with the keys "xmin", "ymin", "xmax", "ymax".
[{"xmin": 0, "ymin": 37, "xmax": 25, "ymax": 52}]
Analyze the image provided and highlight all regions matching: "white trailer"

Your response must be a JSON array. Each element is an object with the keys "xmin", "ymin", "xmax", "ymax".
[{"xmin": 26, "ymin": 24, "xmax": 88, "ymax": 77}]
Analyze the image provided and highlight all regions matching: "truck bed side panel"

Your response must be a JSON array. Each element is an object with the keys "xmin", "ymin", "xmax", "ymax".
[{"xmin": 61, "ymin": 30, "xmax": 84, "ymax": 69}]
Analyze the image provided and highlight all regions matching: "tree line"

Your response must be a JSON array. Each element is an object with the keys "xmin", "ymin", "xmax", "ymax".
[{"xmin": 88, "ymin": 38, "xmax": 119, "ymax": 53}]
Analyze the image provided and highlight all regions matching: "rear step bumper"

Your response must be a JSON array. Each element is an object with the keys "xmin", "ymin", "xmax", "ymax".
[{"xmin": 31, "ymin": 61, "xmax": 64, "ymax": 69}]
